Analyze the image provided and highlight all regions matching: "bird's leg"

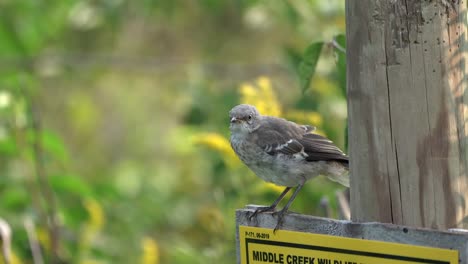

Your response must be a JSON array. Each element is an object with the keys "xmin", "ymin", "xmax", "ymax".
[
  {"xmin": 249, "ymin": 187, "xmax": 292, "ymax": 220},
  {"xmin": 273, "ymin": 183, "xmax": 304, "ymax": 233}
]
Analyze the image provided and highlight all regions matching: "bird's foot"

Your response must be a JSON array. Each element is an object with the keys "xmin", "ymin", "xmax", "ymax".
[
  {"xmin": 272, "ymin": 208, "xmax": 288, "ymax": 233},
  {"xmin": 248, "ymin": 205, "xmax": 277, "ymax": 221}
]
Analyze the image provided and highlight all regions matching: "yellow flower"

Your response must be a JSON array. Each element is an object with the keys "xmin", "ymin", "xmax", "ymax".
[
  {"xmin": 311, "ymin": 76, "xmax": 338, "ymax": 97},
  {"xmin": 78, "ymin": 199, "xmax": 106, "ymax": 259},
  {"xmin": 141, "ymin": 237, "xmax": 159, "ymax": 264},
  {"xmin": 0, "ymin": 250, "xmax": 23, "ymax": 264},
  {"xmin": 192, "ymin": 133, "xmax": 240, "ymax": 168},
  {"xmin": 10, "ymin": 253, "xmax": 22, "ymax": 264},
  {"xmin": 197, "ymin": 206, "xmax": 224, "ymax": 233},
  {"xmin": 263, "ymin": 182, "xmax": 285, "ymax": 193},
  {"xmin": 256, "ymin": 76, "xmax": 271, "ymax": 91},
  {"xmin": 83, "ymin": 199, "xmax": 104, "ymax": 231},
  {"xmin": 36, "ymin": 227, "xmax": 50, "ymax": 252},
  {"xmin": 285, "ymin": 110, "xmax": 323, "ymax": 127},
  {"xmin": 239, "ymin": 76, "xmax": 281, "ymax": 117},
  {"xmin": 239, "ymin": 84, "xmax": 256, "ymax": 99}
]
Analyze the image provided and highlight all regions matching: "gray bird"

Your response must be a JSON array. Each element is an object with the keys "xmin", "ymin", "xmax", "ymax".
[{"xmin": 229, "ymin": 104, "xmax": 349, "ymax": 231}]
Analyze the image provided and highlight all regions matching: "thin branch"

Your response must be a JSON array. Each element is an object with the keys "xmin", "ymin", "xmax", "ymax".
[
  {"xmin": 336, "ymin": 190, "xmax": 351, "ymax": 220},
  {"xmin": 329, "ymin": 37, "xmax": 346, "ymax": 54},
  {"xmin": 15, "ymin": 85, "xmax": 50, "ymax": 261},
  {"xmin": 28, "ymin": 98, "xmax": 61, "ymax": 263},
  {"xmin": 0, "ymin": 218, "xmax": 11, "ymax": 264},
  {"xmin": 24, "ymin": 217, "xmax": 44, "ymax": 264},
  {"xmin": 319, "ymin": 197, "xmax": 330, "ymax": 218}
]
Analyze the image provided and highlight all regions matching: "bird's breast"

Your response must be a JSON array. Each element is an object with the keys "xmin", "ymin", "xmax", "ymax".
[
  {"xmin": 230, "ymin": 136, "xmax": 265, "ymax": 165},
  {"xmin": 230, "ymin": 134, "xmax": 337, "ymax": 187}
]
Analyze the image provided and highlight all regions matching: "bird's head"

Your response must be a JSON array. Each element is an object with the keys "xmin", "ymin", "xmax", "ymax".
[{"xmin": 229, "ymin": 104, "xmax": 261, "ymax": 134}]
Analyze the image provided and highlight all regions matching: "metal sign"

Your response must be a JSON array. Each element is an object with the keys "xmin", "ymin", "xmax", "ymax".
[{"xmin": 239, "ymin": 226, "xmax": 458, "ymax": 264}]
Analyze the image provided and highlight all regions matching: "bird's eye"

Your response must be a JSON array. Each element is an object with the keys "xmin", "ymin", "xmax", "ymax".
[{"xmin": 248, "ymin": 115, "xmax": 252, "ymax": 120}]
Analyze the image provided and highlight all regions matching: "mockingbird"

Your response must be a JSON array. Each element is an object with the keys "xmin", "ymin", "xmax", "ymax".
[{"xmin": 229, "ymin": 104, "xmax": 349, "ymax": 231}]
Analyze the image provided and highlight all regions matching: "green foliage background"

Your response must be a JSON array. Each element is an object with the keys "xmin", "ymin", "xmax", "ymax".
[{"xmin": 0, "ymin": 1, "xmax": 347, "ymax": 263}]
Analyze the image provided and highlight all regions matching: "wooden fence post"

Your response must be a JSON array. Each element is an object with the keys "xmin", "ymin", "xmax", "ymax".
[{"xmin": 347, "ymin": 0, "xmax": 468, "ymax": 229}]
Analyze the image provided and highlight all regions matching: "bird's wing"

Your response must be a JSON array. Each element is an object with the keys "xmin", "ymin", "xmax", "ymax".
[
  {"xmin": 299, "ymin": 133, "xmax": 348, "ymax": 163},
  {"xmin": 253, "ymin": 117, "xmax": 305, "ymax": 155},
  {"xmin": 253, "ymin": 116, "xmax": 348, "ymax": 163}
]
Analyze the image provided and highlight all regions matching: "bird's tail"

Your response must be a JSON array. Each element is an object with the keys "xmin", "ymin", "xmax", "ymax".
[{"xmin": 325, "ymin": 162, "xmax": 350, "ymax": 187}]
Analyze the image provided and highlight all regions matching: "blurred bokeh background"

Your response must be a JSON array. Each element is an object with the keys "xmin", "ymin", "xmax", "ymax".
[{"xmin": 0, "ymin": 1, "xmax": 347, "ymax": 263}]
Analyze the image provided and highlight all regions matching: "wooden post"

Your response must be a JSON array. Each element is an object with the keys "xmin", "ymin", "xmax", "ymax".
[{"xmin": 347, "ymin": 0, "xmax": 468, "ymax": 229}]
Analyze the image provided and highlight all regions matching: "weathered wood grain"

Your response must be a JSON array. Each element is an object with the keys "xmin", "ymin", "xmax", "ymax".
[
  {"xmin": 236, "ymin": 206, "xmax": 468, "ymax": 264},
  {"xmin": 347, "ymin": 0, "xmax": 468, "ymax": 229}
]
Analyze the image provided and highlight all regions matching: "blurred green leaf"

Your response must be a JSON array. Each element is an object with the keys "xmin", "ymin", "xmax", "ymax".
[
  {"xmin": 61, "ymin": 204, "xmax": 88, "ymax": 230},
  {"xmin": 41, "ymin": 130, "xmax": 69, "ymax": 163},
  {"xmin": 27, "ymin": 129, "xmax": 69, "ymax": 163},
  {"xmin": 93, "ymin": 182, "xmax": 120, "ymax": 200},
  {"xmin": 282, "ymin": 1, "xmax": 300, "ymax": 25},
  {"xmin": 0, "ymin": 17, "xmax": 27, "ymax": 56},
  {"xmin": 344, "ymin": 121, "xmax": 348, "ymax": 152},
  {"xmin": 283, "ymin": 47, "xmax": 302, "ymax": 73},
  {"xmin": 200, "ymin": 0, "xmax": 226, "ymax": 11},
  {"xmin": 334, "ymin": 34, "xmax": 346, "ymax": 97},
  {"xmin": 0, "ymin": 136, "xmax": 17, "ymax": 155},
  {"xmin": 298, "ymin": 42, "xmax": 323, "ymax": 93},
  {"xmin": 1, "ymin": 187, "xmax": 30, "ymax": 209},
  {"xmin": 49, "ymin": 174, "xmax": 93, "ymax": 197}
]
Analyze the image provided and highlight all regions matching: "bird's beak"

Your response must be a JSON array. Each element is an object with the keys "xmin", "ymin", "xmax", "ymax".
[{"xmin": 230, "ymin": 117, "xmax": 239, "ymax": 123}]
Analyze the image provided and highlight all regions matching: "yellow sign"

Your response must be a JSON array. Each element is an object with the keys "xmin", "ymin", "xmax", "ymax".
[{"xmin": 239, "ymin": 226, "xmax": 458, "ymax": 264}]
